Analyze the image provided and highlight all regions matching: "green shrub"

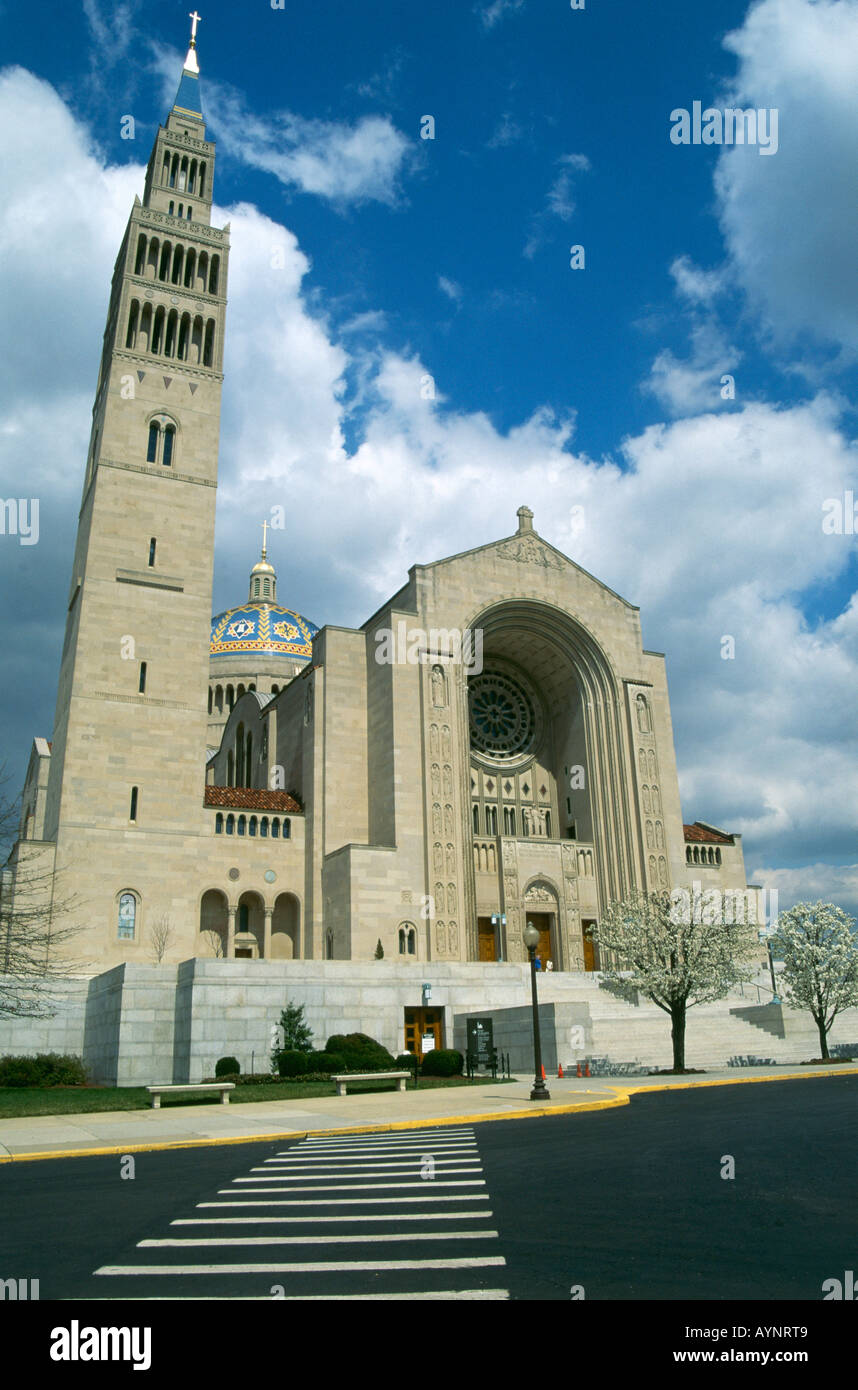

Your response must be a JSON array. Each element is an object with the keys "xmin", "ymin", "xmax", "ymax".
[
  {"xmin": 420, "ymin": 1049, "xmax": 463, "ymax": 1077},
  {"xmin": 324, "ymin": 1033, "xmax": 396, "ymax": 1071},
  {"xmin": 215, "ymin": 1056, "xmax": 240, "ymax": 1078},
  {"xmin": 0, "ymin": 1053, "xmax": 88, "ymax": 1088},
  {"xmin": 395, "ymin": 1053, "xmax": 417, "ymax": 1071},
  {"xmin": 277, "ymin": 1050, "xmax": 308, "ymax": 1077}
]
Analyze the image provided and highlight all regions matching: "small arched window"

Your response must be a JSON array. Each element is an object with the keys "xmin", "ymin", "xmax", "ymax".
[
  {"xmin": 282, "ymin": 819, "xmax": 290, "ymax": 840},
  {"xmin": 399, "ymin": 929, "xmax": 406, "ymax": 954},
  {"xmin": 237, "ymin": 815, "xmax": 246, "ymax": 837},
  {"xmin": 249, "ymin": 816, "xmax": 258, "ymax": 837},
  {"xmin": 260, "ymin": 817, "xmax": 269, "ymax": 838},
  {"xmin": 226, "ymin": 814, "xmax": 235, "ymax": 835},
  {"xmin": 146, "ymin": 422, "xmax": 159, "ymax": 463},
  {"xmin": 117, "ymin": 892, "xmax": 137, "ymax": 940},
  {"xmin": 215, "ymin": 813, "xmax": 223, "ymax": 834},
  {"xmin": 161, "ymin": 425, "xmax": 174, "ymax": 468},
  {"xmin": 271, "ymin": 819, "xmax": 280, "ymax": 839}
]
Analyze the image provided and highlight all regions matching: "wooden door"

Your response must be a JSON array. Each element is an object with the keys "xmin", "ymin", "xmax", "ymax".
[
  {"xmin": 404, "ymin": 1008, "xmax": 444, "ymax": 1059},
  {"xmin": 582, "ymin": 920, "xmax": 598, "ymax": 972},
  {"xmin": 478, "ymin": 917, "xmax": 497, "ymax": 961},
  {"xmin": 527, "ymin": 912, "xmax": 553, "ymax": 968}
]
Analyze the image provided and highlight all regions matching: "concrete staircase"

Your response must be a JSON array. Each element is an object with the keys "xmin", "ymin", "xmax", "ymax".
[{"xmin": 533, "ymin": 970, "xmax": 858, "ymax": 1071}]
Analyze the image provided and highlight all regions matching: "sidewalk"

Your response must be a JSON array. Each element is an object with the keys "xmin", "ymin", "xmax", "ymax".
[{"xmin": 1, "ymin": 1063, "xmax": 856, "ymax": 1162}]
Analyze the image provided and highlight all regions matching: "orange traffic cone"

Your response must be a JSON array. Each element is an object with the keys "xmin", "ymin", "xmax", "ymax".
[
  {"xmin": 576, "ymin": 1062, "xmax": 582, "ymax": 1077},
  {"xmin": 558, "ymin": 1064, "xmax": 564, "ymax": 1078},
  {"xmin": 584, "ymin": 1061, "xmax": 591, "ymax": 1077}
]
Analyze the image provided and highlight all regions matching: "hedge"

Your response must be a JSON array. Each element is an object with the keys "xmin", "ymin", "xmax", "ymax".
[
  {"xmin": 0, "ymin": 1053, "xmax": 88, "ymax": 1088},
  {"xmin": 420, "ymin": 1048, "xmax": 464, "ymax": 1077},
  {"xmin": 215, "ymin": 1056, "xmax": 240, "ymax": 1078},
  {"xmin": 324, "ymin": 1033, "xmax": 396, "ymax": 1071}
]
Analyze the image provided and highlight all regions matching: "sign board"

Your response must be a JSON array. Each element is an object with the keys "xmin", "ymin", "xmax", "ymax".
[
  {"xmin": 421, "ymin": 1033, "xmax": 436, "ymax": 1053},
  {"xmin": 466, "ymin": 1017, "xmax": 494, "ymax": 1067}
]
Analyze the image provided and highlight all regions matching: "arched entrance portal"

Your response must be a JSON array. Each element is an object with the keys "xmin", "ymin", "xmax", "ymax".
[
  {"xmin": 199, "ymin": 889, "xmax": 228, "ymax": 957},
  {"xmin": 523, "ymin": 881, "xmax": 560, "ymax": 969},
  {"xmin": 235, "ymin": 890, "xmax": 264, "ymax": 958},
  {"xmin": 271, "ymin": 893, "xmax": 300, "ymax": 959}
]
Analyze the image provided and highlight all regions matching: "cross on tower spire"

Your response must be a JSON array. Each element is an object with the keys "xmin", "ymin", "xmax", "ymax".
[{"xmin": 183, "ymin": 11, "xmax": 201, "ymax": 75}]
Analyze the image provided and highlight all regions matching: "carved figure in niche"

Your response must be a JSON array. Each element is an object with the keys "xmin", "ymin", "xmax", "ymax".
[
  {"xmin": 638, "ymin": 749, "xmax": 647, "ymax": 779},
  {"xmin": 444, "ymin": 803, "xmax": 454, "ymax": 836},
  {"xmin": 441, "ymin": 725, "xmax": 451, "ymax": 760},
  {"xmin": 649, "ymin": 854, "xmax": 657, "ymax": 880},
  {"xmin": 642, "ymin": 786, "xmax": 651, "ymax": 813},
  {"xmin": 432, "ymin": 803, "xmax": 442, "ymax": 836},
  {"xmin": 448, "ymin": 922, "xmax": 459, "ymax": 955},
  {"xmin": 442, "ymin": 765, "xmax": 453, "ymax": 797},
  {"xmin": 435, "ymin": 922, "xmax": 447, "ymax": 955},
  {"xmin": 431, "ymin": 763, "xmax": 440, "ymax": 797},
  {"xmin": 646, "ymin": 820, "xmax": 654, "ymax": 849},
  {"xmin": 445, "ymin": 842, "xmax": 455, "ymax": 875},
  {"xmin": 433, "ymin": 842, "xmax": 443, "ymax": 873},
  {"xmin": 651, "ymin": 784, "xmax": 661, "ymax": 813},
  {"xmin": 431, "ymin": 664, "xmax": 447, "ymax": 708},
  {"xmin": 658, "ymin": 856, "xmax": 668, "ymax": 886},
  {"xmin": 429, "ymin": 723, "xmax": 439, "ymax": 758},
  {"xmin": 535, "ymin": 808, "xmax": 547, "ymax": 836},
  {"xmin": 655, "ymin": 821, "xmax": 664, "ymax": 849},
  {"xmin": 648, "ymin": 750, "xmax": 657, "ymax": 780},
  {"xmin": 636, "ymin": 693, "xmax": 651, "ymax": 734},
  {"xmin": 434, "ymin": 883, "xmax": 444, "ymax": 917},
  {"xmin": 447, "ymin": 883, "xmax": 456, "ymax": 914},
  {"xmin": 522, "ymin": 806, "xmax": 533, "ymax": 836}
]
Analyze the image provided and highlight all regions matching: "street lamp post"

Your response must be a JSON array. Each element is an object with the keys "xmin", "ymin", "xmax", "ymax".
[
  {"xmin": 523, "ymin": 920, "xmax": 551, "ymax": 1101},
  {"xmin": 759, "ymin": 929, "xmax": 780, "ymax": 1004}
]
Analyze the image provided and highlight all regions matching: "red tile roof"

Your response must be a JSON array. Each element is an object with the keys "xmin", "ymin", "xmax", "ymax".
[
  {"xmin": 204, "ymin": 786, "xmax": 301, "ymax": 813},
  {"xmin": 683, "ymin": 821, "xmax": 734, "ymax": 845}
]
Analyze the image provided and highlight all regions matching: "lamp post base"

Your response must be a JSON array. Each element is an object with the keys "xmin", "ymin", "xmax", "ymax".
[{"xmin": 530, "ymin": 1081, "xmax": 551, "ymax": 1101}]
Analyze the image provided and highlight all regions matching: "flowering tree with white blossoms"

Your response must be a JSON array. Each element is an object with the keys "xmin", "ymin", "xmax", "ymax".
[
  {"xmin": 772, "ymin": 902, "xmax": 858, "ymax": 1060},
  {"xmin": 591, "ymin": 888, "xmax": 756, "ymax": 1071}
]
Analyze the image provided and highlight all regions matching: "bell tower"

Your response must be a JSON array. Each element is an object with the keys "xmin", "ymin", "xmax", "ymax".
[{"xmin": 44, "ymin": 19, "xmax": 230, "ymax": 842}]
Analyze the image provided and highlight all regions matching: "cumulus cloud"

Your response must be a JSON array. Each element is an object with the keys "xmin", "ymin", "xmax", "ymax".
[
  {"xmin": 438, "ymin": 275, "xmax": 463, "ymax": 304},
  {"xmin": 1, "ymin": 65, "xmax": 856, "ymax": 916},
  {"xmin": 715, "ymin": 0, "xmax": 858, "ymax": 354}
]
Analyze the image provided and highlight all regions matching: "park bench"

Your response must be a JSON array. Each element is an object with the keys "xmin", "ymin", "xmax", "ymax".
[
  {"xmin": 146, "ymin": 1082, "xmax": 235, "ymax": 1109},
  {"xmin": 331, "ymin": 1070, "xmax": 410, "ymax": 1097}
]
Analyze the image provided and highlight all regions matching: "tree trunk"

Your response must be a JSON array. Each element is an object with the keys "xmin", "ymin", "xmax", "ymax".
[
  {"xmin": 671, "ymin": 1006, "xmax": 687, "ymax": 1071},
  {"xmin": 816, "ymin": 1015, "xmax": 830, "ymax": 1060}
]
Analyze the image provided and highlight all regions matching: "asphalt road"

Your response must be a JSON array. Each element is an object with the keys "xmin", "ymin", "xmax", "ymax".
[{"xmin": 1, "ymin": 1076, "xmax": 855, "ymax": 1303}]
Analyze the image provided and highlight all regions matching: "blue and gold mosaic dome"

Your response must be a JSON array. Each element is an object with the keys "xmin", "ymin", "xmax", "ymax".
[
  {"xmin": 210, "ymin": 603, "xmax": 318, "ymax": 662},
  {"xmin": 210, "ymin": 541, "xmax": 318, "ymax": 662}
]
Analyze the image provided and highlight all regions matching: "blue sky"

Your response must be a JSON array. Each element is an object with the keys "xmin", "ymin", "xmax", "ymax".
[{"xmin": 1, "ymin": 0, "xmax": 857, "ymax": 911}]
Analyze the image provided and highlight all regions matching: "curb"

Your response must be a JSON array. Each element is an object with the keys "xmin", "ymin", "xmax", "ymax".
[{"xmin": 1, "ymin": 1065, "xmax": 854, "ymax": 1163}]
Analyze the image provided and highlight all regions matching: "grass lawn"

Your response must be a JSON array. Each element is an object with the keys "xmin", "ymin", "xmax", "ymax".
[{"xmin": 0, "ymin": 1074, "xmax": 516, "ymax": 1119}]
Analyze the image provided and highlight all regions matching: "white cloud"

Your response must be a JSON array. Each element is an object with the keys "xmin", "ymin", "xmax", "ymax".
[
  {"xmin": 524, "ymin": 152, "xmax": 591, "ymax": 259},
  {"xmin": 438, "ymin": 276, "xmax": 463, "ymax": 304},
  {"xmin": 647, "ymin": 318, "xmax": 742, "ymax": 415},
  {"xmin": 479, "ymin": 0, "xmax": 526, "ymax": 30},
  {"xmin": 1, "ymin": 66, "xmax": 856, "ymax": 917},
  {"xmin": 715, "ymin": 0, "xmax": 858, "ymax": 354}
]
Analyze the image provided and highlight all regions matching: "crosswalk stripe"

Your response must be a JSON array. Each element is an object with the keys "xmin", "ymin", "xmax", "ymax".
[
  {"xmin": 173, "ymin": 1212, "xmax": 493, "ymax": 1225},
  {"xmin": 297, "ymin": 1131, "xmax": 475, "ymax": 1144},
  {"xmin": 220, "ymin": 1180, "xmax": 486, "ymax": 1193},
  {"xmin": 83, "ymin": 1290, "xmax": 511, "ymax": 1301},
  {"xmin": 139, "ymin": 1231, "xmax": 499, "ymax": 1247},
  {"xmin": 234, "ymin": 1168, "xmax": 481, "ymax": 1181},
  {"xmin": 199, "ymin": 1195, "xmax": 490, "ymax": 1207},
  {"xmin": 250, "ymin": 1160, "xmax": 481, "ymax": 1171},
  {"xmin": 95, "ymin": 1257, "xmax": 507, "ymax": 1276}
]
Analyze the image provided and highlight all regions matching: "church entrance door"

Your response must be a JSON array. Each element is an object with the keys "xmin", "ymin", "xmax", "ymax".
[
  {"xmin": 477, "ymin": 917, "xmax": 498, "ymax": 961},
  {"xmin": 525, "ymin": 911, "xmax": 554, "ymax": 968},
  {"xmin": 404, "ymin": 1008, "xmax": 444, "ymax": 1059},
  {"xmin": 582, "ymin": 920, "xmax": 599, "ymax": 972}
]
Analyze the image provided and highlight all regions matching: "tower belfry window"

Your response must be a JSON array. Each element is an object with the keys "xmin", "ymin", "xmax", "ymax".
[
  {"xmin": 138, "ymin": 662, "xmax": 147, "ymax": 694},
  {"xmin": 146, "ymin": 423, "xmax": 159, "ymax": 463}
]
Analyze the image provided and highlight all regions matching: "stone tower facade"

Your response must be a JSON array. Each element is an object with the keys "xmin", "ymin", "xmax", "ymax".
[{"xmin": 44, "ymin": 37, "xmax": 229, "ymax": 845}]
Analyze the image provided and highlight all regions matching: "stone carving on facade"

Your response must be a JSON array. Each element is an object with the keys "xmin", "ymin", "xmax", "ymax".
[
  {"xmin": 433, "ymin": 842, "xmax": 443, "ymax": 873},
  {"xmin": 442, "ymin": 765, "xmax": 453, "ymax": 797},
  {"xmin": 498, "ymin": 536, "xmax": 563, "ymax": 570},
  {"xmin": 648, "ymin": 750, "xmax": 657, "ymax": 780},
  {"xmin": 655, "ymin": 821, "xmax": 664, "ymax": 849},
  {"xmin": 431, "ymin": 764, "xmax": 440, "ymax": 797},
  {"xmin": 429, "ymin": 723, "xmax": 439, "ymax": 758},
  {"xmin": 565, "ymin": 875, "xmax": 578, "ymax": 900},
  {"xmin": 646, "ymin": 820, "xmax": 654, "ymax": 849},
  {"xmin": 636, "ymin": 693, "xmax": 651, "ymax": 734},
  {"xmin": 444, "ymin": 803, "xmax": 454, "ymax": 836},
  {"xmin": 524, "ymin": 882, "xmax": 555, "ymax": 903},
  {"xmin": 642, "ymin": 785, "xmax": 651, "ymax": 813},
  {"xmin": 445, "ymin": 842, "xmax": 455, "ymax": 875},
  {"xmin": 448, "ymin": 922, "xmax": 459, "ymax": 955},
  {"xmin": 577, "ymin": 848, "xmax": 595, "ymax": 876},
  {"xmin": 652, "ymin": 784, "xmax": 661, "ymax": 813},
  {"xmin": 441, "ymin": 725, "xmax": 452, "ymax": 760},
  {"xmin": 431, "ymin": 665, "xmax": 447, "ymax": 708},
  {"xmin": 447, "ymin": 883, "xmax": 456, "ymax": 914},
  {"xmin": 432, "ymin": 803, "xmax": 442, "ymax": 836},
  {"xmin": 658, "ymin": 855, "xmax": 668, "ymax": 886},
  {"xmin": 435, "ymin": 921, "xmax": 447, "ymax": 955},
  {"xmin": 434, "ymin": 882, "xmax": 444, "ymax": 916}
]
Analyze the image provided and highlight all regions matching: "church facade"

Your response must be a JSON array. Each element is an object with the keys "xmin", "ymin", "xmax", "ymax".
[{"xmin": 2, "ymin": 37, "xmax": 760, "ymax": 1071}]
